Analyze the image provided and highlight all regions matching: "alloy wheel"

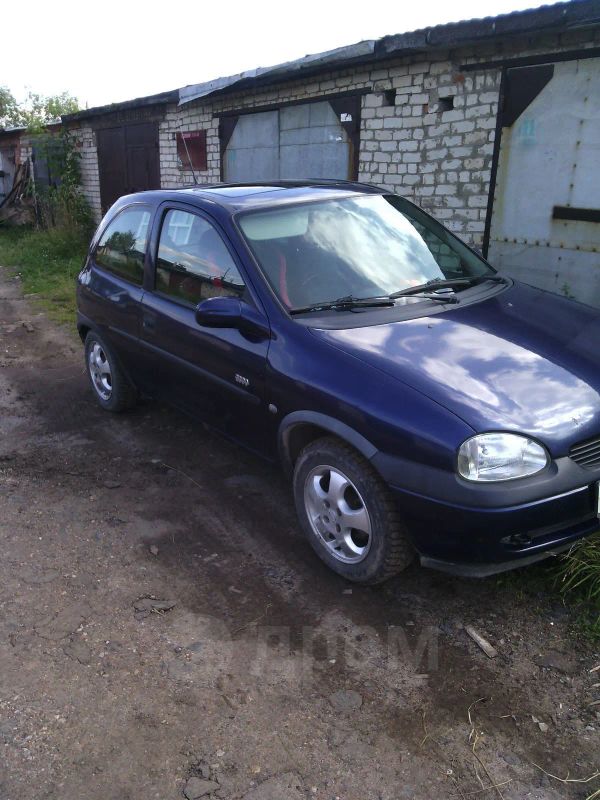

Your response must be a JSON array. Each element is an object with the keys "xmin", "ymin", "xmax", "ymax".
[
  {"xmin": 304, "ymin": 465, "xmax": 372, "ymax": 563},
  {"xmin": 88, "ymin": 342, "xmax": 112, "ymax": 401}
]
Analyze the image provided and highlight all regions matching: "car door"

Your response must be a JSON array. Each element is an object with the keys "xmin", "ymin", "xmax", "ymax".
[
  {"xmin": 78, "ymin": 202, "xmax": 152, "ymax": 376},
  {"xmin": 137, "ymin": 202, "xmax": 272, "ymax": 454}
]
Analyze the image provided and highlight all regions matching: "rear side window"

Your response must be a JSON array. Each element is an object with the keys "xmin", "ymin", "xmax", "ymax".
[
  {"xmin": 156, "ymin": 209, "xmax": 244, "ymax": 305},
  {"xmin": 95, "ymin": 205, "xmax": 151, "ymax": 285}
]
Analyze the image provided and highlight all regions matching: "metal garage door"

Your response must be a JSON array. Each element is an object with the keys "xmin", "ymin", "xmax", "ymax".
[
  {"xmin": 96, "ymin": 122, "xmax": 161, "ymax": 213},
  {"xmin": 223, "ymin": 111, "xmax": 279, "ymax": 181},
  {"xmin": 488, "ymin": 58, "xmax": 600, "ymax": 305},
  {"xmin": 222, "ymin": 99, "xmax": 356, "ymax": 182}
]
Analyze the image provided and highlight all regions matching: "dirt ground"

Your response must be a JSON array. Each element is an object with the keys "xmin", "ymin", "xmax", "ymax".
[{"xmin": 0, "ymin": 265, "xmax": 598, "ymax": 800}]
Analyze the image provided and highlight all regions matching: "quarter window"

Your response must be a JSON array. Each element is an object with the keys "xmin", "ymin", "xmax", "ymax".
[
  {"xmin": 156, "ymin": 209, "xmax": 244, "ymax": 305},
  {"xmin": 95, "ymin": 205, "xmax": 151, "ymax": 285}
]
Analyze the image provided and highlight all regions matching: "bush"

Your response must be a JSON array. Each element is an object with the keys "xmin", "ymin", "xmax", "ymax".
[{"xmin": 33, "ymin": 130, "xmax": 95, "ymax": 234}]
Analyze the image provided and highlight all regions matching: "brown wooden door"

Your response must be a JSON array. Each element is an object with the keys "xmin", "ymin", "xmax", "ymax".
[
  {"xmin": 125, "ymin": 122, "xmax": 160, "ymax": 195},
  {"xmin": 97, "ymin": 122, "xmax": 160, "ymax": 213}
]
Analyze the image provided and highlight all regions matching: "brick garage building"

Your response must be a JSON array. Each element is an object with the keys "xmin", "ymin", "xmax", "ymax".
[{"xmin": 6, "ymin": 1, "xmax": 600, "ymax": 302}]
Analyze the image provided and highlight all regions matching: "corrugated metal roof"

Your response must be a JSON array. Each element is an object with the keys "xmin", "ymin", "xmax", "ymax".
[
  {"xmin": 379, "ymin": 0, "xmax": 600, "ymax": 53},
  {"xmin": 178, "ymin": 40, "xmax": 376, "ymax": 105},
  {"xmin": 179, "ymin": 0, "xmax": 600, "ymax": 106},
  {"xmin": 55, "ymin": 0, "xmax": 600, "ymax": 122},
  {"xmin": 62, "ymin": 88, "xmax": 179, "ymax": 123},
  {"xmin": 0, "ymin": 121, "xmax": 62, "ymax": 138}
]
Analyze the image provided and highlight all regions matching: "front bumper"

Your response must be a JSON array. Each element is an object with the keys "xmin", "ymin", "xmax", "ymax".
[
  {"xmin": 372, "ymin": 452, "xmax": 599, "ymax": 575},
  {"xmin": 420, "ymin": 541, "xmax": 581, "ymax": 578}
]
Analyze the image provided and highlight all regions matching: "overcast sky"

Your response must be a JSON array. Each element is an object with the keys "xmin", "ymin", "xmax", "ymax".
[{"xmin": 4, "ymin": 0, "xmax": 558, "ymax": 110}]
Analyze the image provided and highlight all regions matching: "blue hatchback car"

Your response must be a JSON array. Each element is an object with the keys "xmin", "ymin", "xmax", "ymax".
[{"xmin": 77, "ymin": 181, "xmax": 600, "ymax": 583}]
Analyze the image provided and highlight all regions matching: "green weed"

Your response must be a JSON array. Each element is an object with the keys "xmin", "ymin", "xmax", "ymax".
[{"xmin": 0, "ymin": 224, "xmax": 88, "ymax": 325}]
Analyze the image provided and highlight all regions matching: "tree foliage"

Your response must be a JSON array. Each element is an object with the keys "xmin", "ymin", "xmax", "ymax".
[
  {"xmin": 0, "ymin": 87, "xmax": 80, "ymax": 130},
  {"xmin": 0, "ymin": 87, "xmax": 89, "ymax": 231},
  {"xmin": 0, "ymin": 87, "xmax": 21, "ymax": 128}
]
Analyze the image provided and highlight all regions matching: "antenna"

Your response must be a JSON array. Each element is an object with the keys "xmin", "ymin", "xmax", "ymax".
[{"xmin": 178, "ymin": 125, "xmax": 199, "ymax": 186}]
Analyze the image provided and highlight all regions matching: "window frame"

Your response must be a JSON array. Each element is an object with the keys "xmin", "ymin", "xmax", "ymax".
[
  {"xmin": 92, "ymin": 202, "xmax": 153, "ymax": 287},
  {"xmin": 147, "ymin": 201, "xmax": 248, "ymax": 309},
  {"xmin": 176, "ymin": 130, "xmax": 208, "ymax": 172}
]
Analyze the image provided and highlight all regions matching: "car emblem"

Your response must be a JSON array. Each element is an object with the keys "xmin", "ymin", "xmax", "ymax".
[{"xmin": 235, "ymin": 373, "xmax": 250, "ymax": 388}]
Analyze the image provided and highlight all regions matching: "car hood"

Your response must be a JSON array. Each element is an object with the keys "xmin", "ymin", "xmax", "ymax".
[{"xmin": 310, "ymin": 282, "xmax": 600, "ymax": 455}]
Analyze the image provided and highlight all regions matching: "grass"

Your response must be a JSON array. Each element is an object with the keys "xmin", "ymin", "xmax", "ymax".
[
  {"xmin": 495, "ymin": 533, "xmax": 600, "ymax": 644},
  {"xmin": 0, "ymin": 224, "xmax": 88, "ymax": 325},
  {"xmin": 560, "ymin": 531, "xmax": 600, "ymax": 601},
  {"xmin": 558, "ymin": 531, "xmax": 600, "ymax": 642}
]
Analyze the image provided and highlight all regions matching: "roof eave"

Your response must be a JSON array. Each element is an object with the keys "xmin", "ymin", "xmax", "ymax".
[
  {"xmin": 179, "ymin": 0, "xmax": 600, "ymax": 106},
  {"xmin": 62, "ymin": 88, "xmax": 179, "ymax": 123}
]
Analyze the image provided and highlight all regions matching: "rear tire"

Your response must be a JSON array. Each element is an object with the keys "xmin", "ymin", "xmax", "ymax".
[
  {"xmin": 293, "ymin": 436, "xmax": 414, "ymax": 584},
  {"xmin": 84, "ymin": 331, "xmax": 137, "ymax": 412}
]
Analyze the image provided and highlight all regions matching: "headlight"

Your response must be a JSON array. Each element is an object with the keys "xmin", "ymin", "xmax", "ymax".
[{"xmin": 457, "ymin": 433, "xmax": 548, "ymax": 482}]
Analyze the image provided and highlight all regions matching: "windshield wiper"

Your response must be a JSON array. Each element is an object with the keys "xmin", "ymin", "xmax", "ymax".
[
  {"xmin": 289, "ymin": 295, "xmax": 394, "ymax": 315},
  {"xmin": 289, "ymin": 275, "xmax": 509, "ymax": 315},
  {"xmin": 388, "ymin": 274, "xmax": 507, "ymax": 300}
]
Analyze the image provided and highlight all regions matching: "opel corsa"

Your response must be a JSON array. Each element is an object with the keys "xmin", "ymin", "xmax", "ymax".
[{"xmin": 76, "ymin": 182, "xmax": 600, "ymax": 583}]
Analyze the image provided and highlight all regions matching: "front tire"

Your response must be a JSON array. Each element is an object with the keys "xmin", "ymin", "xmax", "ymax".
[
  {"xmin": 84, "ymin": 331, "xmax": 137, "ymax": 412},
  {"xmin": 293, "ymin": 437, "xmax": 414, "ymax": 584}
]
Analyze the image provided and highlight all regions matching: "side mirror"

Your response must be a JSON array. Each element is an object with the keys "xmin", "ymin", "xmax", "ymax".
[
  {"xmin": 195, "ymin": 296, "xmax": 269, "ymax": 338},
  {"xmin": 195, "ymin": 295, "xmax": 243, "ymax": 328}
]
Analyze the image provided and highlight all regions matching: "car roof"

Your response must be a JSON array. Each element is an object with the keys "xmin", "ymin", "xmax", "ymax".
[{"xmin": 125, "ymin": 180, "xmax": 386, "ymax": 212}]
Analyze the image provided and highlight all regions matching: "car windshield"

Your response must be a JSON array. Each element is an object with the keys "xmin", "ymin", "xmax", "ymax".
[{"xmin": 238, "ymin": 194, "xmax": 494, "ymax": 311}]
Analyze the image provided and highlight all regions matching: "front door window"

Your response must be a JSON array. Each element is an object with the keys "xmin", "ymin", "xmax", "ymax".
[{"xmin": 156, "ymin": 209, "xmax": 245, "ymax": 305}]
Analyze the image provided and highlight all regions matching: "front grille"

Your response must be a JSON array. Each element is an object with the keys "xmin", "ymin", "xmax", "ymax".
[{"xmin": 570, "ymin": 435, "xmax": 600, "ymax": 469}]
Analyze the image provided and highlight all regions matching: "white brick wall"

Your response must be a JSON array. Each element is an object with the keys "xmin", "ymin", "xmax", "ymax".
[
  {"xmin": 159, "ymin": 105, "xmax": 218, "ymax": 187},
  {"xmin": 71, "ymin": 124, "xmax": 102, "ymax": 222},
  {"xmin": 157, "ymin": 53, "xmax": 498, "ymax": 245},
  {"xmin": 83, "ymin": 25, "xmax": 600, "ymax": 242}
]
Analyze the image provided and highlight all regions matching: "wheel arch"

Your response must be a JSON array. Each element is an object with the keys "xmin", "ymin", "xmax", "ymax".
[
  {"xmin": 81, "ymin": 324, "xmax": 138, "ymax": 397},
  {"xmin": 278, "ymin": 411, "xmax": 378, "ymax": 476},
  {"xmin": 77, "ymin": 311, "xmax": 95, "ymax": 343}
]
